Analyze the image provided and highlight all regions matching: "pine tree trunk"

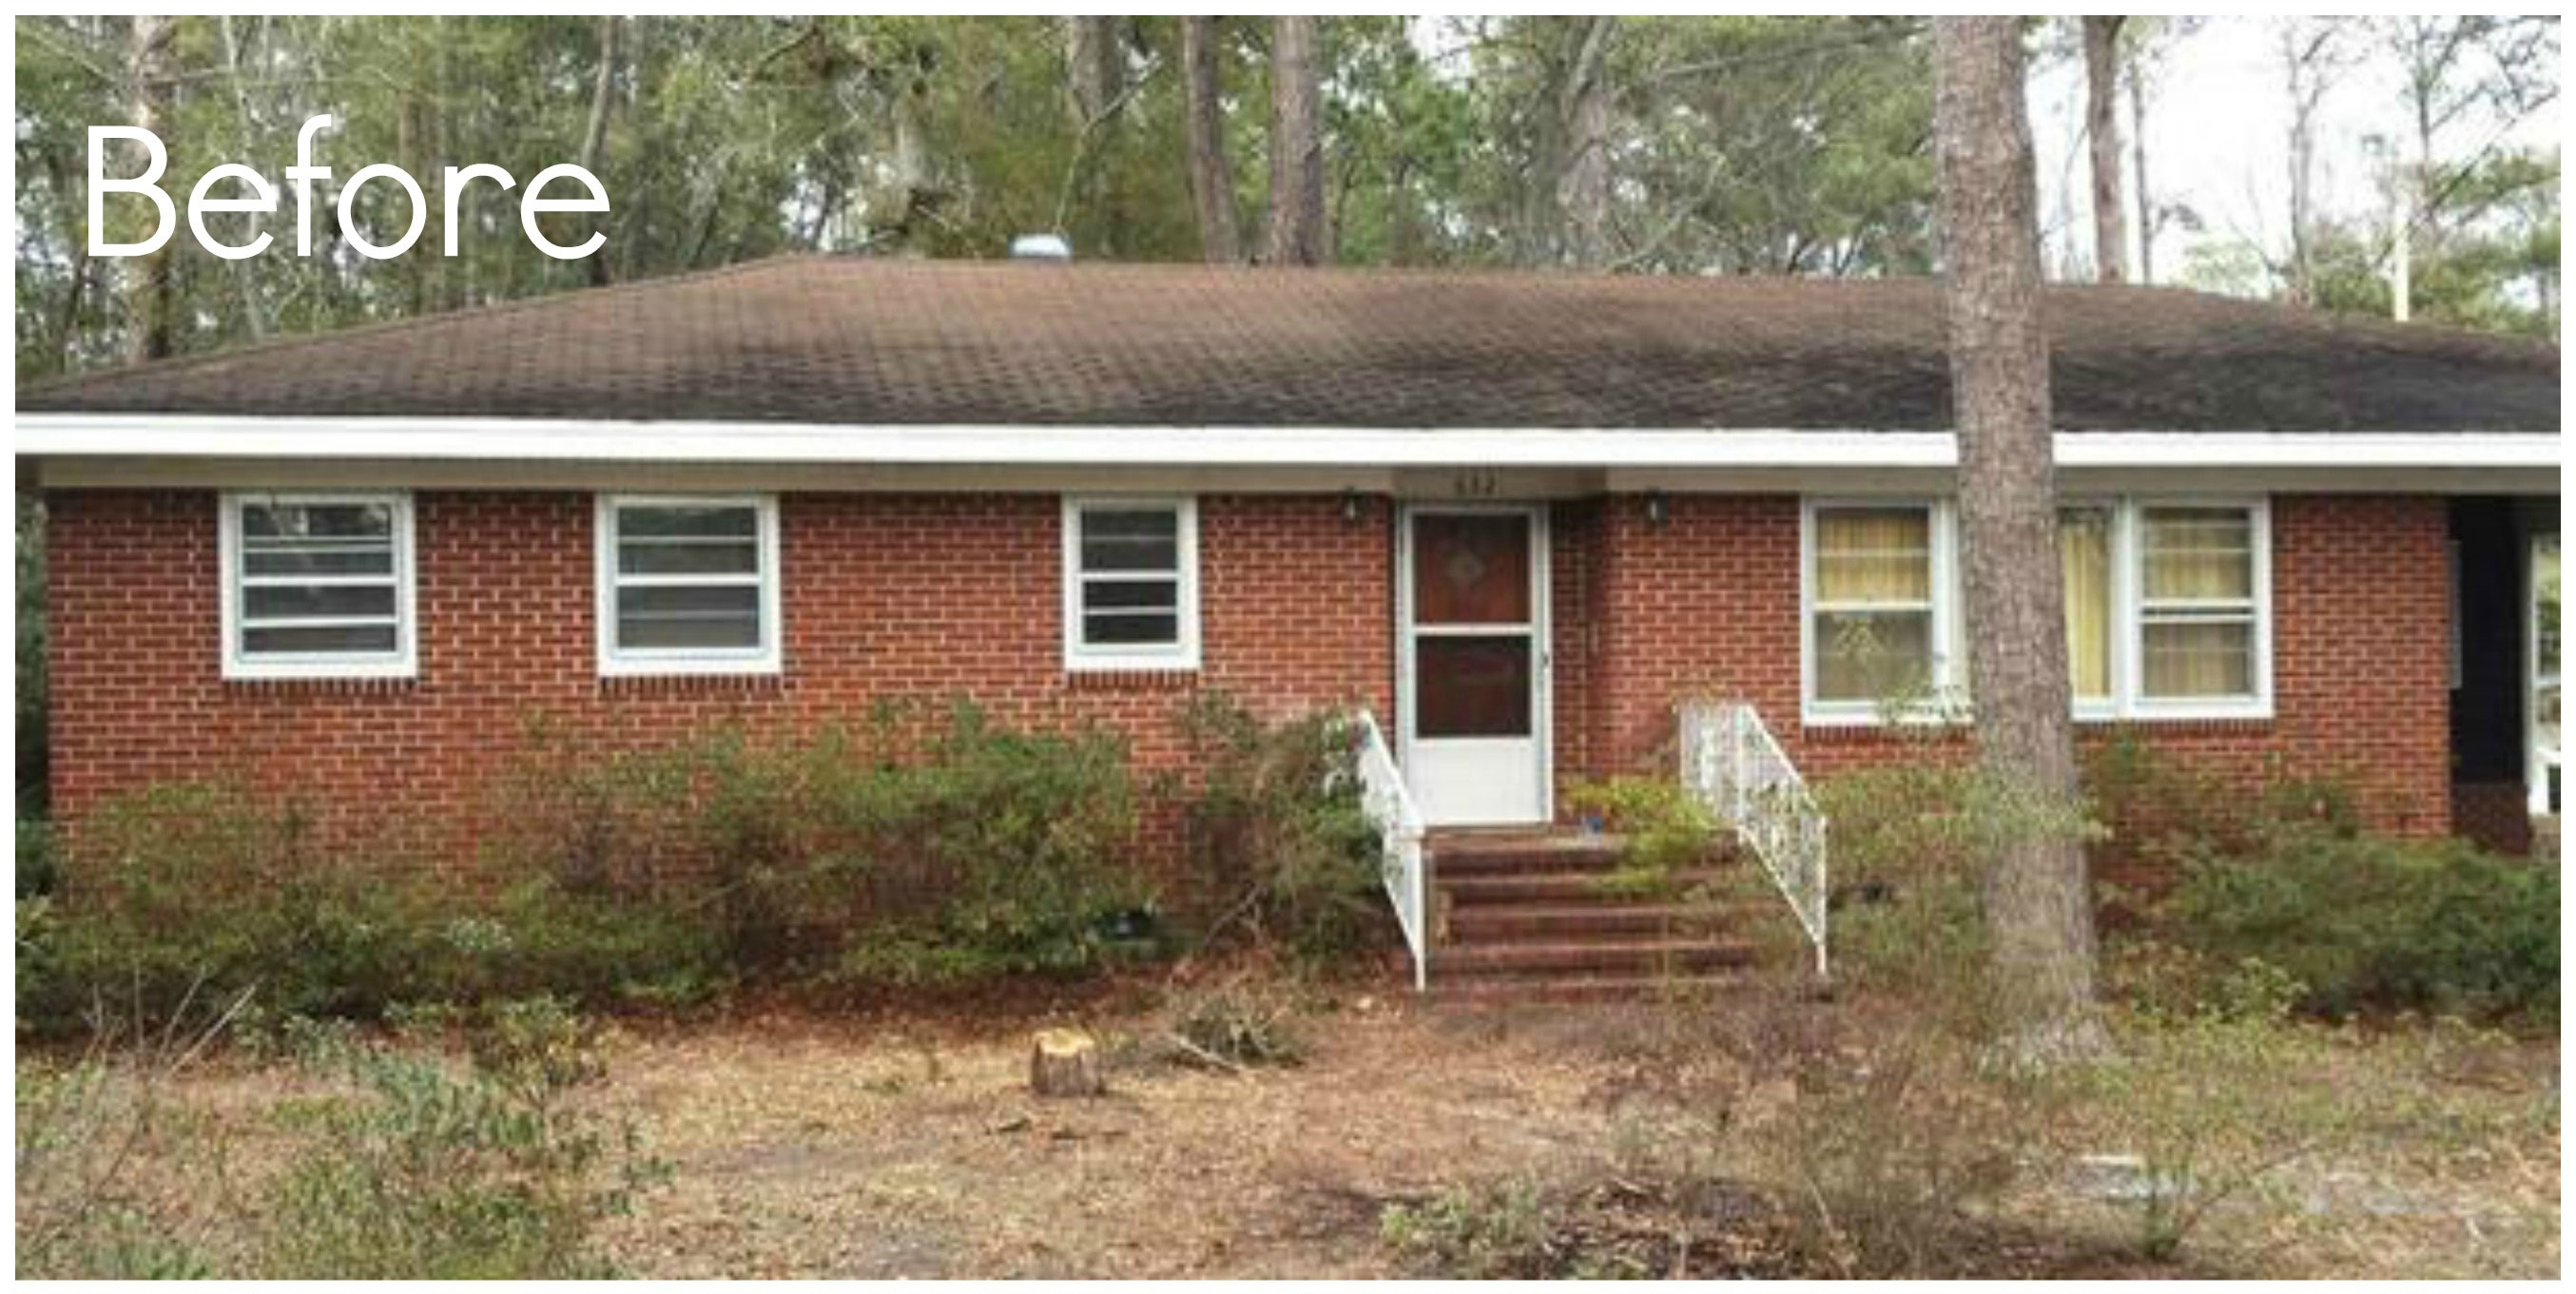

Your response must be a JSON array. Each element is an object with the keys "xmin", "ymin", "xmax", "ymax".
[
  {"xmin": 1182, "ymin": 17, "xmax": 1243, "ymax": 264},
  {"xmin": 123, "ymin": 14, "xmax": 175, "ymax": 363},
  {"xmin": 1931, "ymin": 16, "xmax": 2103, "ymax": 1061},
  {"xmin": 1556, "ymin": 17, "xmax": 1617, "ymax": 270},
  {"xmin": 2081, "ymin": 16, "xmax": 2127, "ymax": 284},
  {"xmin": 1264, "ymin": 16, "xmax": 1327, "ymax": 267},
  {"xmin": 2128, "ymin": 65, "xmax": 2153, "ymax": 285}
]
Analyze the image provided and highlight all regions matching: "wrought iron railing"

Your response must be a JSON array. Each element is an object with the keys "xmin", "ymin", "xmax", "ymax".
[
  {"xmin": 1346, "ymin": 709, "xmax": 1429, "ymax": 992},
  {"xmin": 1679, "ymin": 701, "xmax": 1829, "ymax": 979}
]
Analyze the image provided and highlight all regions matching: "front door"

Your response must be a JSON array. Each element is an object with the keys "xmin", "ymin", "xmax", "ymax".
[{"xmin": 1400, "ymin": 506, "xmax": 1550, "ymax": 825}]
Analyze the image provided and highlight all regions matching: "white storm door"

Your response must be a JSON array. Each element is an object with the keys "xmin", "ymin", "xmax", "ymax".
[{"xmin": 1400, "ymin": 506, "xmax": 1551, "ymax": 825}]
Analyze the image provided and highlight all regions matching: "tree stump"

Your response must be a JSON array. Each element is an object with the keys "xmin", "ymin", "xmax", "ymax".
[{"xmin": 1029, "ymin": 1028, "xmax": 1104, "ymax": 1097}]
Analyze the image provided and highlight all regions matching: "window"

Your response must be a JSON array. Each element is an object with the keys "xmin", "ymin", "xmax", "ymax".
[
  {"xmin": 595, "ymin": 494, "xmax": 781, "ymax": 676},
  {"xmin": 220, "ymin": 492, "xmax": 416, "ymax": 679},
  {"xmin": 2135, "ymin": 505, "xmax": 2263, "ymax": 706},
  {"xmin": 1062, "ymin": 497, "xmax": 1199, "ymax": 670},
  {"xmin": 2061, "ymin": 507, "xmax": 2115, "ymax": 708},
  {"xmin": 1805, "ymin": 502, "xmax": 1950, "ymax": 714},
  {"xmin": 1802, "ymin": 496, "xmax": 2269, "ymax": 723}
]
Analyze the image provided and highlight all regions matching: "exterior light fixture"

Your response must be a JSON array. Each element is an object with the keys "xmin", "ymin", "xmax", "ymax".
[
  {"xmin": 1645, "ymin": 490, "xmax": 1670, "ymax": 528},
  {"xmin": 1342, "ymin": 489, "xmax": 1364, "ymax": 523}
]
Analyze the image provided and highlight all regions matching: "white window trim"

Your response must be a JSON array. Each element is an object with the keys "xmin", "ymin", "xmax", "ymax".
[
  {"xmin": 1799, "ymin": 497, "xmax": 1959, "ymax": 726},
  {"xmin": 2125, "ymin": 496, "xmax": 2273, "ymax": 721},
  {"xmin": 219, "ymin": 490, "xmax": 416, "ymax": 681},
  {"xmin": 594, "ymin": 492, "xmax": 783, "ymax": 678},
  {"xmin": 1799, "ymin": 494, "xmax": 2273, "ymax": 726},
  {"xmin": 1061, "ymin": 495, "xmax": 1201, "ymax": 672}
]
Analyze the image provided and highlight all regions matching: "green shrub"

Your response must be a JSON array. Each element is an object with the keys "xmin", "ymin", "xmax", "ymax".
[
  {"xmin": 29, "ymin": 783, "xmax": 453, "ymax": 1031},
  {"xmin": 496, "ymin": 702, "xmax": 1153, "ymax": 989},
  {"xmin": 1562, "ymin": 775, "xmax": 1716, "ymax": 898},
  {"xmin": 2156, "ymin": 822, "xmax": 2558, "ymax": 1021},
  {"xmin": 260, "ymin": 1004, "xmax": 663, "ymax": 1279},
  {"xmin": 18, "ymin": 816, "xmax": 56, "ymax": 898},
  {"xmin": 1178, "ymin": 696, "xmax": 1386, "ymax": 963}
]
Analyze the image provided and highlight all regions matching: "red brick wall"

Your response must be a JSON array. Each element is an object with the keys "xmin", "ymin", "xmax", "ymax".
[
  {"xmin": 48, "ymin": 490, "xmax": 1398, "ymax": 894},
  {"xmin": 1555, "ymin": 493, "xmax": 2457, "ymax": 840}
]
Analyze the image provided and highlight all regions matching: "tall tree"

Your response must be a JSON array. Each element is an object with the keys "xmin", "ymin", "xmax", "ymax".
[
  {"xmin": 1555, "ymin": 17, "xmax": 1617, "ymax": 268},
  {"xmin": 2276, "ymin": 18, "xmax": 2351, "ymax": 305},
  {"xmin": 121, "ymin": 13, "xmax": 175, "ymax": 362},
  {"xmin": 1931, "ymin": 16, "xmax": 2101, "ymax": 1058},
  {"xmin": 1265, "ymin": 15, "xmax": 1327, "ymax": 265},
  {"xmin": 575, "ymin": 16, "xmax": 622, "ymax": 286},
  {"xmin": 1181, "ymin": 17, "xmax": 1242, "ymax": 263},
  {"xmin": 2080, "ymin": 16, "xmax": 2127, "ymax": 282}
]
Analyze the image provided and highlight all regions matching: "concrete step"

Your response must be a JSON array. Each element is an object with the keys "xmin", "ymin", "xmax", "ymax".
[
  {"xmin": 1444, "ymin": 900, "xmax": 1756, "ymax": 941},
  {"xmin": 1432, "ymin": 937, "xmax": 1755, "ymax": 980},
  {"xmin": 1438, "ymin": 868, "xmax": 1738, "ymax": 907}
]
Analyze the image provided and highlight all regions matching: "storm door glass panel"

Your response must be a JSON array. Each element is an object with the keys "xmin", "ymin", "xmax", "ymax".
[
  {"xmin": 1412, "ymin": 514, "xmax": 1532, "ymax": 626},
  {"xmin": 1410, "ymin": 512, "xmax": 1536, "ymax": 739}
]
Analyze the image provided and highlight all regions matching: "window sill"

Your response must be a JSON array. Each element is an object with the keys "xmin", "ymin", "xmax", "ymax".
[
  {"xmin": 221, "ymin": 673, "xmax": 419, "ymax": 694},
  {"xmin": 1063, "ymin": 667, "xmax": 1199, "ymax": 692},
  {"xmin": 598, "ymin": 672, "xmax": 787, "ymax": 695}
]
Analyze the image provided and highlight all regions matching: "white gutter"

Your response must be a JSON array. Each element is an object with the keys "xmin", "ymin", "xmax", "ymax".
[{"xmin": 10, "ymin": 415, "xmax": 2561, "ymax": 471}]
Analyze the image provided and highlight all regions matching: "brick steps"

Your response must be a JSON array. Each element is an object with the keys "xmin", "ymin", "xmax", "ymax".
[{"xmin": 1423, "ymin": 827, "xmax": 1761, "ymax": 1001}]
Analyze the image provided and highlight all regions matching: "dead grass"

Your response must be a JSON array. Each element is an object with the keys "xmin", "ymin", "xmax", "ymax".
[{"xmin": 14, "ymin": 988, "xmax": 2560, "ymax": 1280}]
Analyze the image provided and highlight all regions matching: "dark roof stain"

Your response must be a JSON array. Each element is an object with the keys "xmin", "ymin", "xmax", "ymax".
[{"xmin": 18, "ymin": 255, "xmax": 2560, "ymax": 433}]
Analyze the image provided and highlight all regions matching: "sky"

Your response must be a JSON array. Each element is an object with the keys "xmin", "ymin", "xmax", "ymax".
[{"xmin": 2025, "ymin": 15, "xmax": 2561, "ymax": 294}]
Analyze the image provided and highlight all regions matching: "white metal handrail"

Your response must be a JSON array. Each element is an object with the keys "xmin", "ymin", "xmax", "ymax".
[
  {"xmin": 1679, "ymin": 701, "xmax": 1829, "ymax": 979},
  {"xmin": 1346, "ymin": 709, "xmax": 1429, "ymax": 992}
]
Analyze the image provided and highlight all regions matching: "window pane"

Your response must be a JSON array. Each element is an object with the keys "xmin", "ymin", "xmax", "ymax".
[
  {"xmin": 1082, "ymin": 579, "xmax": 1178, "ymax": 614},
  {"xmin": 243, "ymin": 623, "xmax": 398, "ymax": 655},
  {"xmin": 618, "ymin": 539, "xmax": 759, "ymax": 576},
  {"xmin": 1415, "ymin": 635, "xmax": 1534, "ymax": 738},
  {"xmin": 617, "ymin": 504, "xmax": 756, "ymax": 540},
  {"xmin": 242, "ymin": 584, "xmax": 397, "ymax": 622},
  {"xmin": 1816, "ymin": 508, "xmax": 1931, "ymax": 604},
  {"xmin": 2061, "ymin": 509, "xmax": 2113, "ymax": 701},
  {"xmin": 243, "ymin": 545, "xmax": 394, "ymax": 577},
  {"xmin": 2142, "ymin": 508, "xmax": 2252, "ymax": 602},
  {"xmin": 2142, "ymin": 620, "xmax": 2253, "ymax": 698},
  {"xmin": 1084, "ymin": 613, "xmax": 1181, "ymax": 646},
  {"xmin": 242, "ymin": 502, "xmax": 391, "ymax": 540},
  {"xmin": 1079, "ymin": 510, "xmax": 1179, "ymax": 572},
  {"xmin": 1410, "ymin": 513, "xmax": 1533, "ymax": 626},
  {"xmin": 1814, "ymin": 609, "xmax": 1933, "ymax": 704},
  {"xmin": 616, "ymin": 585, "xmax": 760, "ymax": 650}
]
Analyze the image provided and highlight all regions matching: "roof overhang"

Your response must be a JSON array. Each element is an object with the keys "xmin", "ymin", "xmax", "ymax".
[{"xmin": 14, "ymin": 415, "xmax": 2562, "ymax": 495}]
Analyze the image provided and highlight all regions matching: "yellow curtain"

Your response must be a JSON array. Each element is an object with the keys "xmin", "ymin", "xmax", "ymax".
[
  {"xmin": 1817, "ymin": 509, "xmax": 1930, "ymax": 603},
  {"xmin": 2142, "ymin": 508, "xmax": 2252, "ymax": 601},
  {"xmin": 2060, "ymin": 510, "xmax": 2111, "ymax": 700}
]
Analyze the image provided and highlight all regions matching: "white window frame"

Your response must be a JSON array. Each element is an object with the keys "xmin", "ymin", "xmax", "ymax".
[
  {"xmin": 1061, "ymin": 495, "xmax": 1201, "ymax": 672},
  {"xmin": 219, "ymin": 490, "xmax": 416, "ymax": 681},
  {"xmin": 594, "ymin": 492, "xmax": 783, "ymax": 678},
  {"xmin": 1799, "ymin": 497, "xmax": 1959, "ymax": 726},
  {"xmin": 2125, "ymin": 496, "xmax": 2273, "ymax": 721},
  {"xmin": 1799, "ymin": 494, "xmax": 2272, "ymax": 725}
]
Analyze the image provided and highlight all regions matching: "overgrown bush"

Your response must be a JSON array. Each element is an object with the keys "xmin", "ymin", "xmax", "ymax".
[
  {"xmin": 1177, "ymin": 695, "xmax": 1386, "ymax": 964},
  {"xmin": 2155, "ymin": 821, "xmax": 2557, "ymax": 1021},
  {"xmin": 495, "ymin": 702, "xmax": 1152, "ymax": 989}
]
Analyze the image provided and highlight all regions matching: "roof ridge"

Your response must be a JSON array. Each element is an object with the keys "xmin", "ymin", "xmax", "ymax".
[{"xmin": 19, "ymin": 253, "xmax": 813, "ymax": 399}]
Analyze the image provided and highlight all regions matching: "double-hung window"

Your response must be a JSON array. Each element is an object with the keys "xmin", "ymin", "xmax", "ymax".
[
  {"xmin": 1805, "ymin": 501, "xmax": 1951, "ymax": 717},
  {"xmin": 221, "ymin": 492, "xmax": 416, "ymax": 680},
  {"xmin": 595, "ymin": 494, "xmax": 782, "ymax": 676},
  {"xmin": 1061, "ymin": 497, "xmax": 1200, "ymax": 671},
  {"xmin": 1802, "ymin": 495, "xmax": 2269, "ymax": 723},
  {"xmin": 2133, "ymin": 504, "xmax": 2266, "ymax": 711}
]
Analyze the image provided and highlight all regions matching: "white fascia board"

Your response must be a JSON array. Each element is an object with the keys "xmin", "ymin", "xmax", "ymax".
[{"xmin": 10, "ymin": 415, "xmax": 2561, "ymax": 473}]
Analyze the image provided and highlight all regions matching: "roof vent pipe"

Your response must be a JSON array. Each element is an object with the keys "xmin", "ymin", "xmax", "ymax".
[{"xmin": 1010, "ymin": 233, "xmax": 1073, "ymax": 261}]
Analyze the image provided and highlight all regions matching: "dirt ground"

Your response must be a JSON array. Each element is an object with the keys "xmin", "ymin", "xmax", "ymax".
[
  {"xmin": 21, "ymin": 983, "xmax": 2560, "ymax": 1280},
  {"xmin": 575, "ymin": 991, "xmax": 2557, "ymax": 1280}
]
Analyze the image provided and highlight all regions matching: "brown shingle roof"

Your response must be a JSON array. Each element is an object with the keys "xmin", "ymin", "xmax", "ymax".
[{"xmin": 17, "ymin": 255, "xmax": 2560, "ymax": 433}]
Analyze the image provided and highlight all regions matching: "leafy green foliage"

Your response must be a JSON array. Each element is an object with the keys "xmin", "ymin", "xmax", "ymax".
[
  {"xmin": 1562, "ymin": 774, "xmax": 1717, "ymax": 898},
  {"xmin": 2156, "ymin": 825, "xmax": 2557, "ymax": 1022},
  {"xmin": 1177, "ymin": 695, "xmax": 1387, "ymax": 964}
]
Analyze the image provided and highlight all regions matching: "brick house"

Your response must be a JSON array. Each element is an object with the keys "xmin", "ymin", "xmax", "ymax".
[{"xmin": 16, "ymin": 258, "xmax": 2559, "ymax": 990}]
